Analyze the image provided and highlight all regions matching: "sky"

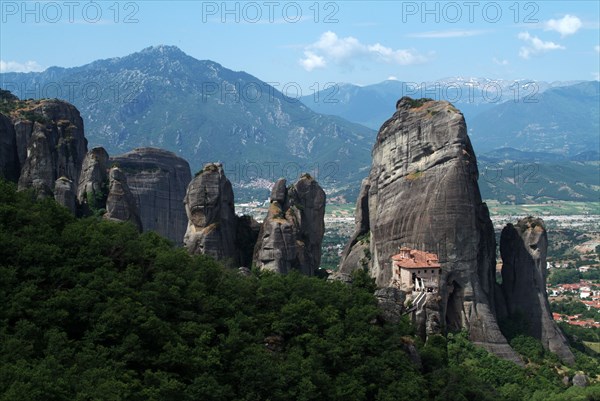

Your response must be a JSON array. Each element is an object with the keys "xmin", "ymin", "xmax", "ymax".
[{"xmin": 1, "ymin": 0, "xmax": 599, "ymax": 91}]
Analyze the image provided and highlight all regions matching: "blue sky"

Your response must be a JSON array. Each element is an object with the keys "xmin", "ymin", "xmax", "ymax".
[{"xmin": 1, "ymin": 1, "xmax": 599, "ymax": 90}]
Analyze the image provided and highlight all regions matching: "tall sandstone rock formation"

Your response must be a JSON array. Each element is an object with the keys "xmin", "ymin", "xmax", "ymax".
[
  {"xmin": 104, "ymin": 166, "xmax": 143, "ymax": 231},
  {"xmin": 183, "ymin": 163, "xmax": 261, "ymax": 265},
  {"xmin": 77, "ymin": 147, "xmax": 110, "ymax": 209},
  {"xmin": 110, "ymin": 148, "xmax": 191, "ymax": 243},
  {"xmin": 0, "ymin": 93, "xmax": 194, "ymax": 244},
  {"xmin": 54, "ymin": 177, "xmax": 77, "ymax": 214},
  {"xmin": 0, "ymin": 113, "xmax": 20, "ymax": 182},
  {"xmin": 0, "ymin": 98, "xmax": 88, "ymax": 203},
  {"xmin": 499, "ymin": 217, "xmax": 575, "ymax": 364},
  {"xmin": 339, "ymin": 97, "xmax": 521, "ymax": 363},
  {"xmin": 16, "ymin": 100, "xmax": 88, "ymax": 197},
  {"xmin": 184, "ymin": 163, "xmax": 238, "ymax": 260},
  {"xmin": 253, "ymin": 175, "xmax": 325, "ymax": 276}
]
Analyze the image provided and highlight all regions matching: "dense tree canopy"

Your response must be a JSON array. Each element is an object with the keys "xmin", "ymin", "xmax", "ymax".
[{"xmin": 0, "ymin": 180, "xmax": 598, "ymax": 400}]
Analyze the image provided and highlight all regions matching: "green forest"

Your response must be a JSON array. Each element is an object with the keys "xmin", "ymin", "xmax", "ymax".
[{"xmin": 0, "ymin": 179, "xmax": 599, "ymax": 401}]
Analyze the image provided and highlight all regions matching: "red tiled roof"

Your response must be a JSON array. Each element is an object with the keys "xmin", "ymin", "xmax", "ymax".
[
  {"xmin": 568, "ymin": 320, "xmax": 600, "ymax": 328},
  {"xmin": 392, "ymin": 249, "xmax": 441, "ymax": 269},
  {"xmin": 582, "ymin": 300, "xmax": 600, "ymax": 309}
]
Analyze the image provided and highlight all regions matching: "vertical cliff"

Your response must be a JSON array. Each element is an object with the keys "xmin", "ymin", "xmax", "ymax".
[
  {"xmin": 0, "ymin": 113, "xmax": 20, "ymax": 182},
  {"xmin": 77, "ymin": 147, "xmax": 110, "ymax": 210},
  {"xmin": 104, "ymin": 166, "xmax": 143, "ymax": 231},
  {"xmin": 339, "ymin": 97, "xmax": 521, "ymax": 363},
  {"xmin": 1, "ymin": 94, "xmax": 88, "ymax": 206},
  {"xmin": 253, "ymin": 175, "xmax": 325, "ymax": 276},
  {"xmin": 1, "ymin": 93, "xmax": 193, "ymax": 244},
  {"xmin": 15, "ymin": 100, "xmax": 88, "ymax": 196},
  {"xmin": 54, "ymin": 176, "xmax": 77, "ymax": 214},
  {"xmin": 183, "ymin": 163, "xmax": 238, "ymax": 260},
  {"xmin": 110, "ymin": 148, "xmax": 191, "ymax": 243},
  {"xmin": 499, "ymin": 217, "xmax": 575, "ymax": 364}
]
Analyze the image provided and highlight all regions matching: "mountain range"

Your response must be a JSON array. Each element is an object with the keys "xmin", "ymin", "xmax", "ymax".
[
  {"xmin": 0, "ymin": 45, "xmax": 374, "ymax": 200},
  {"xmin": 299, "ymin": 78, "xmax": 588, "ymax": 132},
  {"xmin": 1, "ymin": 46, "xmax": 598, "ymax": 203},
  {"xmin": 469, "ymin": 81, "xmax": 599, "ymax": 155}
]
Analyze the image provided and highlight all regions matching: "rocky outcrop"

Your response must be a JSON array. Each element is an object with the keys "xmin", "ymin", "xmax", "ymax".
[
  {"xmin": 104, "ymin": 167, "xmax": 142, "ymax": 231},
  {"xmin": 339, "ymin": 178, "xmax": 371, "ymax": 274},
  {"xmin": 253, "ymin": 175, "xmax": 325, "ymax": 276},
  {"xmin": 0, "ymin": 95, "xmax": 87, "ymax": 198},
  {"xmin": 374, "ymin": 287, "xmax": 406, "ymax": 324},
  {"xmin": 17, "ymin": 130, "xmax": 55, "ymax": 196},
  {"xmin": 2, "ymin": 94, "xmax": 195, "ymax": 243},
  {"xmin": 327, "ymin": 271, "xmax": 353, "ymax": 284},
  {"xmin": 0, "ymin": 113, "xmax": 20, "ymax": 182},
  {"xmin": 572, "ymin": 373, "xmax": 589, "ymax": 387},
  {"xmin": 290, "ymin": 175, "xmax": 326, "ymax": 271},
  {"xmin": 54, "ymin": 177, "xmax": 77, "ymax": 214},
  {"xmin": 236, "ymin": 215, "xmax": 261, "ymax": 267},
  {"xmin": 110, "ymin": 148, "xmax": 191, "ymax": 243},
  {"xmin": 339, "ymin": 97, "xmax": 521, "ymax": 363},
  {"xmin": 499, "ymin": 217, "xmax": 575, "ymax": 364},
  {"xmin": 414, "ymin": 294, "xmax": 443, "ymax": 339},
  {"xmin": 16, "ymin": 100, "xmax": 88, "ymax": 196},
  {"xmin": 253, "ymin": 179, "xmax": 297, "ymax": 273},
  {"xmin": 77, "ymin": 147, "xmax": 109, "ymax": 209},
  {"xmin": 14, "ymin": 120, "xmax": 33, "ymax": 169},
  {"xmin": 184, "ymin": 163, "xmax": 237, "ymax": 260}
]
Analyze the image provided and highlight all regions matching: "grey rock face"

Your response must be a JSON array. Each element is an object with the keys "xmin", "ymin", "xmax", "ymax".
[
  {"xmin": 77, "ymin": 147, "xmax": 109, "ymax": 207},
  {"xmin": 253, "ymin": 175, "xmax": 326, "ymax": 276},
  {"xmin": 290, "ymin": 175, "xmax": 326, "ymax": 272},
  {"xmin": 253, "ymin": 180, "xmax": 297, "ymax": 274},
  {"xmin": 15, "ymin": 100, "xmax": 87, "ymax": 197},
  {"xmin": 0, "ymin": 113, "xmax": 20, "ymax": 182},
  {"xmin": 18, "ymin": 130, "xmax": 56, "ymax": 196},
  {"xmin": 14, "ymin": 120, "xmax": 33, "ymax": 169},
  {"xmin": 374, "ymin": 287, "xmax": 406, "ymax": 324},
  {"xmin": 499, "ymin": 217, "xmax": 575, "ymax": 364},
  {"xmin": 327, "ymin": 271, "xmax": 353, "ymax": 284},
  {"xmin": 236, "ymin": 215, "xmax": 261, "ymax": 267},
  {"xmin": 339, "ymin": 97, "xmax": 521, "ymax": 363},
  {"xmin": 110, "ymin": 148, "xmax": 191, "ymax": 243},
  {"xmin": 270, "ymin": 178, "xmax": 288, "ymax": 207},
  {"xmin": 572, "ymin": 373, "xmax": 589, "ymax": 387},
  {"xmin": 339, "ymin": 241, "xmax": 371, "ymax": 275},
  {"xmin": 413, "ymin": 294, "xmax": 443, "ymax": 339},
  {"xmin": 54, "ymin": 177, "xmax": 77, "ymax": 214},
  {"xmin": 184, "ymin": 163, "xmax": 237, "ymax": 260},
  {"xmin": 339, "ymin": 178, "xmax": 371, "ymax": 274},
  {"xmin": 104, "ymin": 167, "xmax": 142, "ymax": 231}
]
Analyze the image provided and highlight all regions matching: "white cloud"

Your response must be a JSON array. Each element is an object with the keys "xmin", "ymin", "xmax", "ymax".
[
  {"xmin": 311, "ymin": 31, "xmax": 363, "ymax": 62},
  {"xmin": 387, "ymin": 76, "xmax": 399, "ymax": 81},
  {"xmin": 367, "ymin": 43, "xmax": 424, "ymax": 65},
  {"xmin": 0, "ymin": 60, "xmax": 44, "ymax": 73},
  {"xmin": 408, "ymin": 30, "xmax": 487, "ymax": 39},
  {"xmin": 492, "ymin": 57, "xmax": 509, "ymax": 66},
  {"xmin": 299, "ymin": 51, "xmax": 326, "ymax": 71},
  {"xmin": 595, "ymin": 45, "xmax": 600, "ymax": 53},
  {"xmin": 545, "ymin": 14, "xmax": 582, "ymax": 37},
  {"xmin": 299, "ymin": 31, "xmax": 427, "ymax": 71},
  {"xmin": 517, "ymin": 32, "xmax": 564, "ymax": 59}
]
